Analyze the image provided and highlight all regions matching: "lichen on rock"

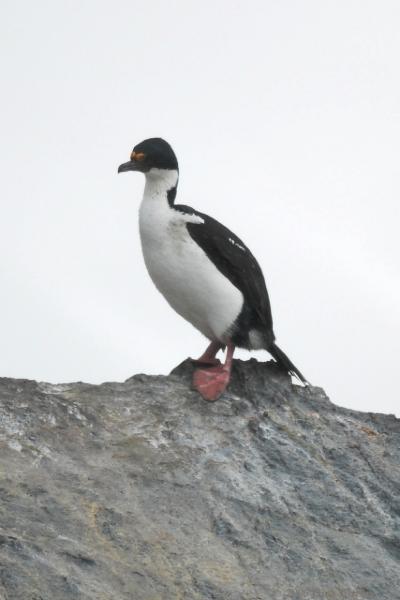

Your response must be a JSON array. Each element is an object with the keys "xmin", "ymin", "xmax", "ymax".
[{"xmin": 0, "ymin": 359, "xmax": 399, "ymax": 599}]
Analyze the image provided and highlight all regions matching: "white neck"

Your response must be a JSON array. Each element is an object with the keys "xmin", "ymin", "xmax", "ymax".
[{"xmin": 143, "ymin": 168, "xmax": 179, "ymax": 203}]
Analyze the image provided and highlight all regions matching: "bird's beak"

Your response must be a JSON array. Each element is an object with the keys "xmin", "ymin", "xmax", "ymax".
[{"xmin": 118, "ymin": 160, "xmax": 139, "ymax": 174}]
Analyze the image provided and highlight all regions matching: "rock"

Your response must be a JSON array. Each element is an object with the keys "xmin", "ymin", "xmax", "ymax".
[{"xmin": 0, "ymin": 358, "xmax": 399, "ymax": 600}]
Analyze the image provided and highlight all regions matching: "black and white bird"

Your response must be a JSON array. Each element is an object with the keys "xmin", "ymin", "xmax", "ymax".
[{"xmin": 118, "ymin": 138, "xmax": 307, "ymax": 401}]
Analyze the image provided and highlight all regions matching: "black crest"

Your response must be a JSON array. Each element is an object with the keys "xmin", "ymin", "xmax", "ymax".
[{"xmin": 133, "ymin": 138, "xmax": 179, "ymax": 171}]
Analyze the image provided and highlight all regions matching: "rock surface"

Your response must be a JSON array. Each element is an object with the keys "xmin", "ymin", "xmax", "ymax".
[{"xmin": 0, "ymin": 359, "xmax": 399, "ymax": 600}]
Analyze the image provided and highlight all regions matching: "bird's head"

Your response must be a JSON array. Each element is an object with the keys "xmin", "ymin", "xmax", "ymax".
[{"xmin": 118, "ymin": 138, "xmax": 178, "ymax": 177}]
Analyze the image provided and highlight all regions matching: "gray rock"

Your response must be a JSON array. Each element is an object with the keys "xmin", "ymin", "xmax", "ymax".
[{"xmin": 0, "ymin": 358, "xmax": 399, "ymax": 600}]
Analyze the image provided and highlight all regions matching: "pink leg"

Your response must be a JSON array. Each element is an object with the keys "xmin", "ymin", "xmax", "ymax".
[
  {"xmin": 191, "ymin": 340, "xmax": 223, "ymax": 366},
  {"xmin": 192, "ymin": 342, "xmax": 235, "ymax": 401}
]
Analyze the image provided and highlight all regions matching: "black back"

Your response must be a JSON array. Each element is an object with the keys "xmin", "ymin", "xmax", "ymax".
[{"xmin": 175, "ymin": 204, "xmax": 274, "ymax": 339}]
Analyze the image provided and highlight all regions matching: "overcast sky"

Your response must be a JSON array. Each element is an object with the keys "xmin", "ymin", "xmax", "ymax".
[{"xmin": 1, "ymin": 1, "xmax": 399, "ymax": 415}]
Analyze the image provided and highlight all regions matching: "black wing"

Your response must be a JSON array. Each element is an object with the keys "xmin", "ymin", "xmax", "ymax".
[{"xmin": 175, "ymin": 204, "xmax": 274, "ymax": 333}]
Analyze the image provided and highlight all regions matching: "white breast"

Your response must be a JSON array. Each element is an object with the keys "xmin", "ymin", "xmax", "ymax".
[{"xmin": 138, "ymin": 169, "xmax": 243, "ymax": 342}]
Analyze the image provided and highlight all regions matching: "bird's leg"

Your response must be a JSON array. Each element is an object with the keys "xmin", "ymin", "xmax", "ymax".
[
  {"xmin": 191, "ymin": 340, "xmax": 223, "ymax": 366},
  {"xmin": 192, "ymin": 341, "xmax": 235, "ymax": 402}
]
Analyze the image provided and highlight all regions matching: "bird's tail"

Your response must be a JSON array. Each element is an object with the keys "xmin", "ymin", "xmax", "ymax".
[{"xmin": 268, "ymin": 342, "xmax": 309, "ymax": 385}]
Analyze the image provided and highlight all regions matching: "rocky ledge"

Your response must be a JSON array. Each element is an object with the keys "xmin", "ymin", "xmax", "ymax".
[{"xmin": 0, "ymin": 359, "xmax": 399, "ymax": 600}]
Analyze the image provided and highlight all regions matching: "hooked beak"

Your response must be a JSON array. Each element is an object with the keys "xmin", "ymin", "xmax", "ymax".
[{"xmin": 118, "ymin": 160, "xmax": 139, "ymax": 174}]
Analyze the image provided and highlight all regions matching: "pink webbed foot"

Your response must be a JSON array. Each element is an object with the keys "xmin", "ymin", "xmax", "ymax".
[
  {"xmin": 192, "ymin": 365, "xmax": 231, "ymax": 402},
  {"xmin": 192, "ymin": 341, "xmax": 235, "ymax": 402}
]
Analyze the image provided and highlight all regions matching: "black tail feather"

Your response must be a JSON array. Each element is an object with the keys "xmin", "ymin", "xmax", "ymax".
[{"xmin": 268, "ymin": 342, "xmax": 308, "ymax": 385}]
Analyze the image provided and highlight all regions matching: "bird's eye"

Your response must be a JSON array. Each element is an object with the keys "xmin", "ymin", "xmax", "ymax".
[{"xmin": 131, "ymin": 151, "xmax": 146, "ymax": 161}]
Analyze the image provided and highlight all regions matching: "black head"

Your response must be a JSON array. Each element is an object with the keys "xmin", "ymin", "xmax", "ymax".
[{"xmin": 118, "ymin": 138, "xmax": 178, "ymax": 174}]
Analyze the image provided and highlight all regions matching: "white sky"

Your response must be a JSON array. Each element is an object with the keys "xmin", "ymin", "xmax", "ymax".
[{"xmin": 1, "ymin": 1, "xmax": 399, "ymax": 415}]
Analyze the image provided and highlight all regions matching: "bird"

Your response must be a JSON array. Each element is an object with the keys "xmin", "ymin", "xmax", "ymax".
[{"xmin": 118, "ymin": 137, "xmax": 308, "ymax": 401}]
